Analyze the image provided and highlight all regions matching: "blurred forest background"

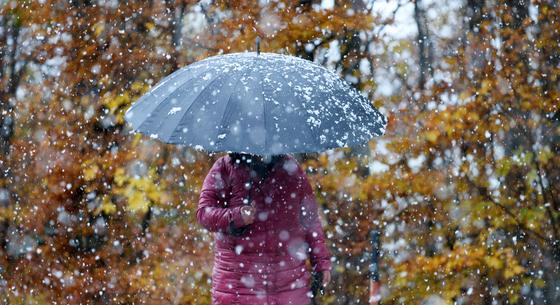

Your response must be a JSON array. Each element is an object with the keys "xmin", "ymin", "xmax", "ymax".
[{"xmin": 1, "ymin": 0, "xmax": 559, "ymax": 304}]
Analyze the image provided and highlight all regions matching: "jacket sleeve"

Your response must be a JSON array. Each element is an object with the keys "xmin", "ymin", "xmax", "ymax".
[
  {"xmin": 299, "ymin": 167, "xmax": 332, "ymax": 273},
  {"xmin": 196, "ymin": 157, "xmax": 246, "ymax": 233}
]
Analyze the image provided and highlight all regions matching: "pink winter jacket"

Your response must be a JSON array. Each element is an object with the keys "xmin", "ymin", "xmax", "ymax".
[{"xmin": 197, "ymin": 154, "xmax": 332, "ymax": 305}]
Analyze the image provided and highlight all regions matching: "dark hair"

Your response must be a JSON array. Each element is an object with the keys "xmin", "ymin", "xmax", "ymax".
[{"xmin": 228, "ymin": 152, "xmax": 286, "ymax": 180}]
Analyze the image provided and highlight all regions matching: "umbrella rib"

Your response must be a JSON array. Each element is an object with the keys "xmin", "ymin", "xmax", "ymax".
[
  {"xmin": 212, "ymin": 64, "xmax": 255, "ymax": 151},
  {"xmin": 134, "ymin": 68, "xmax": 207, "ymax": 133},
  {"xmin": 284, "ymin": 71, "xmax": 323, "ymax": 151},
  {"xmin": 335, "ymin": 82, "xmax": 379, "ymax": 147},
  {"xmin": 138, "ymin": 76, "xmax": 203, "ymax": 140},
  {"xmin": 165, "ymin": 71, "xmax": 232, "ymax": 143},
  {"xmin": 255, "ymin": 61, "xmax": 268, "ymax": 155},
  {"xmin": 333, "ymin": 84, "xmax": 359, "ymax": 148},
  {"xmin": 137, "ymin": 67, "xmax": 209, "ymax": 120},
  {"xmin": 127, "ymin": 68, "xmax": 187, "ymax": 117},
  {"xmin": 350, "ymin": 96, "xmax": 386, "ymax": 144}
]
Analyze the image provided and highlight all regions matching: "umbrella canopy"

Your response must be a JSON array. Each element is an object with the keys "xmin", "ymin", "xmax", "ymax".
[{"xmin": 125, "ymin": 52, "xmax": 386, "ymax": 155}]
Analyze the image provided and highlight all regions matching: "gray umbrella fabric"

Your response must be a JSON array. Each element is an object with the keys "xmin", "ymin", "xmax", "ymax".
[{"xmin": 125, "ymin": 52, "xmax": 386, "ymax": 155}]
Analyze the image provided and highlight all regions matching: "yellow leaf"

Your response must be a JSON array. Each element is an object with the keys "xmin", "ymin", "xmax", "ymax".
[
  {"xmin": 479, "ymin": 80, "xmax": 493, "ymax": 95},
  {"xmin": 484, "ymin": 256, "xmax": 504, "ymax": 269},
  {"xmin": 425, "ymin": 130, "xmax": 439, "ymax": 143},
  {"xmin": 145, "ymin": 22, "xmax": 155, "ymax": 31},
  {"xmin": 97, "ymin": 197, "xmax": 117, "ymax": 215},
  {"xmin": 92, "ymin": 22, "xmax": 105, "ymax": 37},
  {"xmin": 114, "ymin": 168, "xmax": 127, "ymax": 186},
  {"xmin": 127, "ymin": 187, "xmax": 150, "ymax": 213},
  {"xmin": 131, "ymin": 81, "xmax": 148, "ymax": 93},
  {"xmin": 83, "ymin": 163, "xmax": 99, "ymax": 181},
  {"xmin": 504, "ymin": 264, "xmax": 525, "ymax": 279}
]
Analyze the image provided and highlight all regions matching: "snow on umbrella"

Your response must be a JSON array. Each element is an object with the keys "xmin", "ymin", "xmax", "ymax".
[{"xmin": 124, "ymin": 51, "xmax": 386, "ymax": 155}]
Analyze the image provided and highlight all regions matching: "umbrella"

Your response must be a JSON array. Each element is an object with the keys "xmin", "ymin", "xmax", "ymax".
[{"xmin": 124, "ymin": 49, "xmax": 386, "ymax": 155}]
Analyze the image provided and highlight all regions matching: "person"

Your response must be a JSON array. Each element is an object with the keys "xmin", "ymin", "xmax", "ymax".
[{"xmin": 197, "ymin": 152, "xmax": 332, "ymax": 305}]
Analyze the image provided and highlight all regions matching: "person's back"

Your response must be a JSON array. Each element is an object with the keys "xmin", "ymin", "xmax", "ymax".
[{"xmin": 197, "ymin": 153, "xmax": 332, "ymax": 305}]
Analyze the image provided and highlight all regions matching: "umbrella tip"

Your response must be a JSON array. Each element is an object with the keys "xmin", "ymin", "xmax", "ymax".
[{"xmin": 256, "ymin": 36, "xmax": 260, "ymax": 55}]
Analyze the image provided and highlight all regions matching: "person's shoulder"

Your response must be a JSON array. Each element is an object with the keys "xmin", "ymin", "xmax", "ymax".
[
  {"xmin": 283, "ymin": 153, "xmax": 296, "ymax": 161},
  {"xmin": 280, "ymin": 154, "xmax": 304, "ymax": 176},
  {"xmin": 281, "ymin": 153, "xmax": 299, "ymax": 165},
  {"xmin": 217, "ymin": 154, "xmax": 230, "ymax": 164},
  {"xmin": 208, "ymin": 155, "xmax": 233, "ymax": 184},
  {"xmin": 210, "ymin": 154, "xmax": 231, "ymax": 170}
]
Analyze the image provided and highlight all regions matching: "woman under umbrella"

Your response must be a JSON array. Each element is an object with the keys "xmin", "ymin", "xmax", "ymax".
[
  {"xmin": 125, "ymin": 47, "xmax": 386, "ymax": 305},
  {"xmin": 197, "ymin": 152, "xmax": 331, "ymax": 305}
]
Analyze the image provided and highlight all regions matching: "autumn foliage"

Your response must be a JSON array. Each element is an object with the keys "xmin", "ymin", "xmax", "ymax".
[{"xmin": 0, "ymin": 0, "xmax": 559, "ymax": 304}]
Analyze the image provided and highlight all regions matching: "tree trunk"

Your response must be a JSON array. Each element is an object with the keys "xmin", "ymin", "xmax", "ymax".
[
  {"xmin": 0, "ymin": 16, "xmax": 23, "ymax": 207},
  {"xmin": 414, "ymin": 0, "xmax": 434, "ymax": 91}
]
